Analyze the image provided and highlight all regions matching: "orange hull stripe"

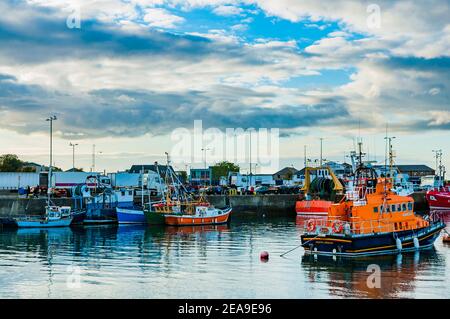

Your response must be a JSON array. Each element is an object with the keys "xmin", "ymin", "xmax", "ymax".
[{"xmin": 165, "ymin": 212, "xmax": 230, "ymax": 226}]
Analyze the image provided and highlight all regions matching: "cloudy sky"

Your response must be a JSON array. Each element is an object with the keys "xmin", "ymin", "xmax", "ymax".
[{"xmin": 0, "ymin": 0, "xmax": 449, "ymax": 173}]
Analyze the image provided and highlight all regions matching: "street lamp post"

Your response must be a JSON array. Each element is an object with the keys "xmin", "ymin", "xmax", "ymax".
[
  {"xmin": 69, "ymin": 142, "xmax": 79, "ymax": 171},
  {"xmin": 46, "ymin": 115, "xmax": 57, "ymax": 202},
  {"xmin": 91, "ymin": 144, "xmax": 103, "ymax": 172}
]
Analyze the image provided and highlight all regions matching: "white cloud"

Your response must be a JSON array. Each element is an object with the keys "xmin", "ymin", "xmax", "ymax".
[
  {"xmin": 143, "ymin": 8, "xmax": 185, "ymax": 29},
  {"xmin": 212, "ymin": 5, "xmax": 243, "ymax": 16}
]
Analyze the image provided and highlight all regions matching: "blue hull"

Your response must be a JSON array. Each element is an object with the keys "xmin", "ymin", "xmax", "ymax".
[
  {"xmin": 301, "ymin": 221, "xmax": 445, "ymax": 257},
  {"xmin": 116, "ymin": 208, "xmax": 147, "ymax": 224},
  {"xmin": 16, "ymin": 218, "xmax": 73, "ymax": 228}
]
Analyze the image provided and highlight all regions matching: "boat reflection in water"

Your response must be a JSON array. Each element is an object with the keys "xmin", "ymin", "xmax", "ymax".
[{"xmin": 301, "ymin": 244, "xmax": 444, "ymax": 298}]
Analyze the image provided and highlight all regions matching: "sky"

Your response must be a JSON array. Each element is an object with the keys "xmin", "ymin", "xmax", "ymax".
[{"xmin": 0, "ymin": 0, "xmax": 449, "ymax": 174}]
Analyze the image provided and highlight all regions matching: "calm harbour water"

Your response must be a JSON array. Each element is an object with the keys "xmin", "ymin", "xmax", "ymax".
[{"xmin": 0, "ymin": 214, "xmax": 449, "ymax": 299}]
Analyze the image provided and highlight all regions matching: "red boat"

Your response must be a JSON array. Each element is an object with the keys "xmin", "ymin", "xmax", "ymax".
[
  {"xmin": 426, "ymin": 187, "xmax": 450, "ymax": 211},
  {"xmin": 296, "ymin": 200, "xmax": 332, "ymax": 216}
]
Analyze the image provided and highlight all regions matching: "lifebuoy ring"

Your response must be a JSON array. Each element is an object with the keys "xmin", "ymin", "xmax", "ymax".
[
  {"xmin": 332, "ymin": 221, "xmax": 344, "ymax": 233},
  {"xmin": 306, "ymin": 219, "xmax": 316, "ymax": 232}
]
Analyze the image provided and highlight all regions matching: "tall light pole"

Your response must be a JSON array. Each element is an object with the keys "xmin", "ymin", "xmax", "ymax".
[
  {"xmin": 46, "ymin": 115, "xmax": 57, "ymax": 201},
  {"xmin": 304, "ymin": 145, "xmax": 307, "ymax": 168},
  {"xmin": 92, "ymin": 144, "xmax": 95, "ymax": 172},
  {"xmin": 91, "ymin": 144, "xmax": 103, "ymax": 172},
  {"xmin": 249, "ymin": 130, "xmax": 253, "ymax": 187},
  {"xmin": 69, "ymin": 142, "xmax": 78, "ymax": 171}
]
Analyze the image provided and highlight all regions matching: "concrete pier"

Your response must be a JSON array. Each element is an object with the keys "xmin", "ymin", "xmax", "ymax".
[
  {"xmin": 0, "ymin": 191, "xmax": 429, "ymax": 217},
  {"xmin": 206, "ymin": 194, "xmax": 298, "ymax": 216}
]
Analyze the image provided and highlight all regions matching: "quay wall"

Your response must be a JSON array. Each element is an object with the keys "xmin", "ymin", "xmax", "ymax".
[{"xmin": 0, "ymin": 192, "xmax": 429, "ymax": 217}]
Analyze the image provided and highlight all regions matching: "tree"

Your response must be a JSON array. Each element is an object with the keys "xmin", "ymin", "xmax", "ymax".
[
  {"xmin": 211, "ymin": 161, "xmax": 240, "ymax": 183},
  {"xmin": 0, "ymin": 154, "xmax": 23, "ymax": 172}
]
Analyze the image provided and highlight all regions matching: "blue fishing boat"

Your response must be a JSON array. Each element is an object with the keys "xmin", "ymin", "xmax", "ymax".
[
  {"xmin": 116, "ymin": 207, "xmax": 146, "ymax": 224},
  {"xmin": 14, "ymin": 206, "xmax": 73, "ymax": 228},
  {"xmin": 70, "ymin": 175, "xmax": 136, "ymax": 225}
]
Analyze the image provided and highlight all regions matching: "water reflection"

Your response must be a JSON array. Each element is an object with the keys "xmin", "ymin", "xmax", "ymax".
[
  {"xmin": 301, "ymin": 246, "xmax": 444, "ymax": 298},
  {"xmin": 0, "ymin": 216, "xmax": 448, "ymax": 298}
]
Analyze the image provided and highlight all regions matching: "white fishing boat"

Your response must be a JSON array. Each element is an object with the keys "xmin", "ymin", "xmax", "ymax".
[{"xmin": 15, "ymin": 206, "xmax": 73, "ymax": 228}]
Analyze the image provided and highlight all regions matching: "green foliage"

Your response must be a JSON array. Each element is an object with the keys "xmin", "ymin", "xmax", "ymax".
[
  {"xmin": 0, "ymin": 154, "xmax": 23, "ymax": 172},
  {"xmin": 0, "ymin": 154, "xmax": 57, "ymax": 172},
  {"xmin": 211, "ymin": 161, "xmax": 240, "ymax": 181}
]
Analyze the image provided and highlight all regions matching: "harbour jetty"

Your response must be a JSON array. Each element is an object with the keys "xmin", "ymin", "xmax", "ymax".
[{"xmin": 0, "ymin": 192, "xmax": 429, "ymax": 218}]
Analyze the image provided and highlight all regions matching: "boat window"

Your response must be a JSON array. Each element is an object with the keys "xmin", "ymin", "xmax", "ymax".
[
  {"xmin": 394, "ymin": 223, "xmax": 398, "ymax": 230},
  {"xmin": 408, "ymin": 203, "xmax": 413, "ymax": 211},
  {"xmin": 380, "ymin": 206, "xmax": 384, "ymax": 213},
  {"xmin": 396, "ymin": 204, "xmax": 401, "ymax": 211},
  {"xmin": 399, "ymin": 223, "xmax": 403, "ymax": 230},
  {"xmin": 373, "ymin": 206, "xmax": 378, "ymax": 213},
  {"xmin": 391, "ymin": 205, "xmax": 396, "ymax": 212},
  {"xmin": 402, "ymin": 203, "xmax": 407, "ymax": 211},
  {"xmin": 129, "ymin": 191, "xmax": 133, "ymax": 196},
  {"xmin": 121, "ymin": 191, "xmax": 125, "ymax": 196},
  {"xmin": 386, "ymin": 205, "xmax": 390, "ymax": 213}
]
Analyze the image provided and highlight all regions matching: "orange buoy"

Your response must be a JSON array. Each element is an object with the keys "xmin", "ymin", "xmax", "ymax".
[{"xmin": 260, "ymin": 251, "xmax": 269, "ymax": 261}]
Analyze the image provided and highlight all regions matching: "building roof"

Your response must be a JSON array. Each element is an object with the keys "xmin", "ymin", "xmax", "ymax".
[
  {"xmin": 373, "ymin": 164, "xmax": 434, "ymax": 172},
  {"xmin": 23, "ymin": 162, "xmax": 43, "ymax": 167},
  {"xmin": 273, "ymin": 167, "xmax": 298, "ymax": 177},
  {"xmin": 396, "ymin": 165, "xmax": 435, "ymax": 172},
  {"xmin": 129, "ymin": 164, "xmax": 173, "ymax": 174},
  {"xmin": 190, "ymin": 167, "xmax": 211, "ymax": 171}
]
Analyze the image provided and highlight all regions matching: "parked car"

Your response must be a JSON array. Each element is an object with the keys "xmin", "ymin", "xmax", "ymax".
[{"xmin": 255, "ymin": 185, "xmax": 270, "ymax": 194}]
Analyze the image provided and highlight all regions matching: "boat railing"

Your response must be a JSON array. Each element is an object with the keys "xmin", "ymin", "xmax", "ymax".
[
  {"xmin": 14, "ymin": 214, "xmax": 44, "ymax": 221},
  {"xmin": 300, "ymin": 216, "xmax": 397, "ymax": 235}
]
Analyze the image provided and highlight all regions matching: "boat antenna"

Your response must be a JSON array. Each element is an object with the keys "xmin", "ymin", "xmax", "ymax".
[{"xmin": 382, "ymin": 123, "xmax": 389, "ymax": 205}]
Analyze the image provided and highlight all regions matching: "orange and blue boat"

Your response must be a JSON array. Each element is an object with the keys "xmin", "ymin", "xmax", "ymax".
[{"xmin": 300, "ymin": 165, "xmax": 445, "ymax": 257}]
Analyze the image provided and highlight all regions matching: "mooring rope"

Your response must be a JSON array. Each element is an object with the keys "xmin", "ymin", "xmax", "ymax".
[{"xmin": 279, "ymin": 234, "xmax": 319, "ymax": 257}]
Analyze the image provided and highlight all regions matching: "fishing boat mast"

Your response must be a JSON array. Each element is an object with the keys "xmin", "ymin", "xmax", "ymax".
[{"xmin": 46, "ymin": 115, "xmax": 57, "ymax": 206}]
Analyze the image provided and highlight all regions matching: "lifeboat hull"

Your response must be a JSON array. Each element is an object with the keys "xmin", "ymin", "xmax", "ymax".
[
  {"xmin": 426, "ymin": 190, "xmax": 450, "ymax": 211},
  {"xmin": 301, "ymin": 221, "xmax": 445, "ymax": 257},
  {"xmin": 296, "ymin": 200, "xmax": 332, "ymax": 216},
  {"xmin": 164, "ymin": 207, "xmax": 232, "ymax": 226}
]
